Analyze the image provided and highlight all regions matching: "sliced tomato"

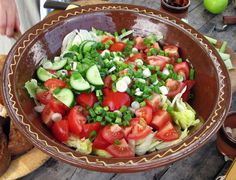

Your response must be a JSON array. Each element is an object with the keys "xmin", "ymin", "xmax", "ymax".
[
  {"xmin": 79, "ymin": 122, "xmax": 101, "ymax": 139},
  {"xmin": 41, "ymin": 104, "xmax": 54, "ymax": 127},
  {"xmin": 68, "ymin": 106, "xmax": 86, "ymax": 136},
  {"xmin": 102, "ymin": 124, "xmax": 124, "ymax": 144},
  {"xmin": 150, "ymin": 109, "xmax": 172, "ymax": 131},
  {"xmin": 135, "ymin": 106, "xmax": 153, "ymax": 124},
  {"xmin": 166, "ymin": 78, "xmax": 185, "ymax": 98},
  {"xmin": 134, "ymin": 36, "xmax": 146, "ymax": 50},
  {"xmin": 147, "ymin": 55, "xmax": 170, "ymax": 70},
  {"xmin": 76, "ymin": 92, "xmax": 98, "ymax": 108},
  {"xmin": 104, "ymin": 75, "xmax": 113, "ymax": 89},
  {"xmin": 155, "ymin": 121, "xmax": 179, "ymax": 142},
  {"xmin": 145, "ymin": 93, "xmax": 161, "ymax": 111},
  {"xmin": 101, "ymin": 35, "xmax": 116, "ymax": 43},
  {"xmin": 49, "ymin": 99, "xmax": 68, "ymax": 115},
  {"xmin": 52, "ymin": 119, "xmax": 69, "ymax": 142},
  {"xmin": 127, "ymin": 123, "xmax": 152, "ymax": 140},
  {"xmin": 173, "ymin": 62, "xmax": 190, "ymax": 80},
  {"xmin": 102, "ymin": 90, "xmax": 131, "ymax": 111},
  {"xmin": 93, "ymin": 129, "xmax": 111, "ymax": 149},
  {"xmin": 110, "ymin": 42, "xmax": 126, "ymax": 52},
  {"xmin": 128, "ymin": 53, "xmax": 146, "ymax": 62},
  {"xmin": 118, "ymin": 68, "xmax": 129, "ymax": 76},
  {"xmin": 36, "ymin": 91, "xmax": 53, "ymax": 105},
  {"xmin": 164, "ymin": 45, "xmax": 179, "ymax": 59},
  {"xmin": 182, "ymin": 80, "xmax": 195, "ymax": 101},
  {"xmin": 44, "ymin": 78, "xmax": 66, "ymax": 90},
  {"xmin": 106, "ymin": 138, "xmax": 134, "ymax": 158}
]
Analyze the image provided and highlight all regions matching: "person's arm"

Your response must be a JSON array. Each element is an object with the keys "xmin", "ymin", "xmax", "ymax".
[{"xmin": 0, "ymin": 0, "xmax": 20, "ymax": 37}]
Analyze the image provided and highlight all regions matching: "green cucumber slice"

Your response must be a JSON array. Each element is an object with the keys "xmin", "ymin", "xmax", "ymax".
[
  {"xmin": 51, "ymin": 59, "xmax": 67, "ymax": 70},
  {"xmin": 36, "ymin": 67, "xmax": 54, "ymax": 82},
  {"xmin": 53, "ymin": 88, "xmax": 74, "ymax": 107},
  {"xmin": 86, "ymin": 65, "xmax": 104, "ymax": 86},
  {"xmin": 70, "ymin": 72, "xmax": 90, "ymax": 91},
  {"xmin": 78, "ymin": 41, "xmax": 88, "ymax": 54}
]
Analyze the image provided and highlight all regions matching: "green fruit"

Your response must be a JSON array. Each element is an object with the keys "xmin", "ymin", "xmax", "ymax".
[{"xmin": 204, "ymin": 0, "xmax": 228, "ymax": 14}]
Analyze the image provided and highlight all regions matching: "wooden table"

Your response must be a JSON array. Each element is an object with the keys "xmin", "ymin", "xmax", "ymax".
[{"xmin": 19, "ymin": 1, "xmax": 236, "ymax": 180}]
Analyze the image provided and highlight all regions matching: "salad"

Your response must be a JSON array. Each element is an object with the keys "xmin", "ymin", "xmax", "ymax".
[{"xmin": 25, "ymin": 28, "xmax": 201, "ymax": 158}]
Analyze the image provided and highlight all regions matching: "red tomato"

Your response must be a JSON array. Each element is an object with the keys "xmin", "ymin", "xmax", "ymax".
[
  {"xmin": 147, "ymin": 56, "xmax": 170, "ymax": 70},
  {"xmin": 41, "ymin": 104, "xmax": 54, "ymax": 127},
  {"xmin": 68, "ymin": 106, "xmax": 86, "ymax": 135},
  {"xmin": 150, "ymin": 109, "xmax": 172, "ymax": 131},
  {"xmin": 127, "ymin": 123, "xmax": 152, "ymax": 140},
  {"xmin": 110, "ymin": 42, "xmax": 126, "ymax": 52},
  {"xmin": 79, "ymin": 122, "xmax": 101, "ymax": 139},
  {"xmin": 44, "ymin": 78, "xmax": 66, "ymax": 90},
  {"xmin": 76, "ymin": 92, "xmax": 98, "ymax": 108},
  {"xmin": 128, "ymin": 53, "xmax": 146, "ymax": 62},
  {"xmin": 182, "ymin": 80, "xmax": 195, "ymax": 101},
  {"xmin": 104, "ymin": 75, "xmax": 113, "ymax": 89},
  {"xmin": 52, "ymin": 119, "xmax": 69, "ymax": 142},
  {"xmin": 101, "ymin": 35, "xmax": 116, "ymax": 43},
  {"xmin": 173, "ymin": 62, "xmax": 190, "ymax": 80},
  {"xmin": 134, "ymin": 36, "xmax": 146, "ymax": 50},
  {"xmin": 49, "ymin": 99, "xmax": 68, "ymax": 115},
  {"xmin": 106, "ymin": 138, "xmax": 134, "ymax": 158},
  {"xmin": 135, "ymin": 106, "xmax": 153, "ymax": 124},
  {"xmin": 102, "ymin": 90, "xmax": 131, "ymax": 111},
  {"xmin": 163, "ymin": 45, "xmax": 179, "ymax": 59},
  {"xmin": 36, "ymin": 91, "xmax": 53, "ymax": 105},
  {"xmin": 93, "ymin": 129, "xmax": 111, "ymax": 149},
  {"xmin": 155, "ymin": 121, "xmax": 179, "ymax": 142},
  {"xmin": 102, "ymin": 124, "xmax": 124, "ymax": 144},
  {"xmin": 166, "ymin": 78, "xmax": 185, "ymax": 98},
  {"xmin": 118, "ymin": 68, "xmax": 129, "ymax": 76},
  {"xmin": 145, "ymin": 93, "xmax": 161, "ymax": 111},
  {"xmin": 48, "ymin": 70, "xmax": 57, "ymax": 74}
]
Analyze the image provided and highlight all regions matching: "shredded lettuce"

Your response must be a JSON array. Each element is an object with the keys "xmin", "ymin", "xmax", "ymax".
[
  {"xmin": 66, "ymin": 136, "xmax": 92, "ymax": 155},
  {"xmin": 24, "ymin": 79, "xmax": 39, "ymax": 98},
  {"xmin": 135, "ymin": 133, "xmax": 156, "ymax": 156}
]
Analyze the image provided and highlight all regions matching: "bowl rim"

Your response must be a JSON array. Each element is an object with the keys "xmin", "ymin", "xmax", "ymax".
[
  {"xmin": 223, "ymin": 111, "xmax": 236, "ymax": 144},
  {"xmin": 1, "ymin": 3, "xmax": 231, "ymax": 172},
  {"xmin": 161, "ymin": 0, "xmax": 191, "ymax": 11}
]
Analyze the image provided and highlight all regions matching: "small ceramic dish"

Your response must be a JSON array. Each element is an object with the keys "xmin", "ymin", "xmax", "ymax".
[
  {"xmin": 217, "ymin": 111, "xmax": 236, "ymax": 158},
  {"xmin": 1, "ymin": 3, "xmax": 231, "ymax": 172},
  {"xmin": 161, "ymin": 0, "xmax": 191, "ymax": 13}
]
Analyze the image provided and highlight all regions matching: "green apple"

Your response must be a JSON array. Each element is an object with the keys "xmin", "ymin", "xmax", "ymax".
[{"xmin": 204, "ymin": 0, "xmax": 228, "ymax": 14}]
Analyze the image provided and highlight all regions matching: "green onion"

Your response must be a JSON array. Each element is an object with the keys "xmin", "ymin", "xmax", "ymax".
[
  {"xmin": 115, "ymin": 117, "xmax": 122, "ymax": 125},
  {"xmin": 89, "ymin": 130, "xmax": 97, "ymax": 141},
  {"xmin": 140, "ymin": 101, "xmax": 146, "ymax": 107},
  {"xmin": 105, "ymin": 116, "xmax": 113, "ymax": 122},
  {"xmin": 114, "ymin": 139, "xmax": 120, "ymax": 145},
  {"xmin": 123, "ymin": 121, "xmax": 130, "ymax": 127},
  {"xmin": 219, "ymin": 41, "xmax": 227, "ymax": 53},
  {"xmin": 96, "ymin": 116, "xmax": 103, "ymax": 122},
  {"xmin": 103, "ymin": 106, "xmax": 109, "ymax": 111},
  {"xmin": 176, "ymin": 58, "xmax": 182, "ymax": 63},
  {"xmin": 123, "ymin": 113, "xmax": 132, "ymax": 121},
  {"xmin": 96, "ymin": 90, "xmax": 103, "ymax": 97},
  {"xmin": 189, "ymin": 69, "xmax": 195, "ymax": 80},
  {"xmin": 89, "ymin": 109, "xmax": 96, "ymax": 118},
  {"xmin": 121, "ymin": 28, "xmax": 127, "ymax": 34},
  {"xmin": 166, "ymin": 105, "xmax": 173, "ymax": 113},
  {"xmin": 120, "ymin": 106, "xmax": 127, "ymax": 113},
  {"xmin": 114, "ymin": 32, "xmax": 119, "ymax": 37},
  {"xmin": 155, "ymin": 66, "xmax": 160, "ymax": 72},
  {"xmin": 111, "ymin": 74, "xmax": 117, "ymax": 81},
  {"xmin": 95, "ymin": 106, "xmax": 103, "ymax": 115},
  {"xmin": 53, "ymin": 88, "xmax": 61, "ymax": 95}
]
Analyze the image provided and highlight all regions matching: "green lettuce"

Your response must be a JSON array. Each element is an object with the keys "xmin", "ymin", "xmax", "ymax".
[
  {"xmin": 24, "ymin": 79, "xmax": 38, "ymax": 98},
  {"xmin": 66, "ymin": 136, "xmax": 92, "ymax": 155}
]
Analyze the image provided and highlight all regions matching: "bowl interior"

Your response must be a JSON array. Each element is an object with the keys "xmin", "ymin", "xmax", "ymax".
[{"xmin": 3, "ymin": 4, "xmax": 230, "ymax": 172}]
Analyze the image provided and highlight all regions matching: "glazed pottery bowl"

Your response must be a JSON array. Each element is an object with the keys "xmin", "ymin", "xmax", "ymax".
[
  {"xmin": 2, "ymin": 4, "xmax": 231, "ymax": 172},
  {"xmin": 161, "ymin": 0, "xmax": 191, "ymax": 13}
]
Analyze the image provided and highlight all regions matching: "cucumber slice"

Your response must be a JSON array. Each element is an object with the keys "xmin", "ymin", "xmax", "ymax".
[
  {"xmin": 86, "ymin": 65, "xmax": 104, "ymax": 86},
  {"xmin": 78, "ymin": 41, "xmax": 87, "ymax": 54},
  {"xmin": 51, "ymin": 59, "xmax": 67, "ymax": 70},
  {"xmin": 70, "ymin": 72, "xmax": 90, "ymax": 91},
  {"xmin": 36, "ymin": 67, "xmax": 54, "ymax": 82},
  {"xmin": 53, "ymin": 88, "xmax": 74, "ymax": 107},
  {"xmin": 83, "ymin": 41, "xmax": 96, "ymax": 53}
]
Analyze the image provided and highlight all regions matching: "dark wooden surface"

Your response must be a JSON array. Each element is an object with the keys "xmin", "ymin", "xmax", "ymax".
[{"xmin": 21, "ymin": 1, "xmax": 236, "ymax": 180}]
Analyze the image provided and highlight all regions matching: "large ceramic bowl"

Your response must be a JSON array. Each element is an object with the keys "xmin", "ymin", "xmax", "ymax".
[{"xmin": 1, "ymin": 4, "xmax": 231, "ymax": 172}]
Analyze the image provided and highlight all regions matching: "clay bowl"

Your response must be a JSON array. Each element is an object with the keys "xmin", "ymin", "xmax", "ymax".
[
  {"xmin": 1, "ymin": 4, "xmax": 231, "ymax": 172},
  {"xmin": 217, "ymin": 112, "xmax": 236, "ymax": 158},
  {"xmin": 161, "ymin": 0, "xmax": 191, "ymax": 13}
]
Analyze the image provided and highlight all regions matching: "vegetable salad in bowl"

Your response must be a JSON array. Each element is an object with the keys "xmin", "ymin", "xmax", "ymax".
[{"xmin": 25, "ymin": 28, "xmax": 200, "ymax": 158}]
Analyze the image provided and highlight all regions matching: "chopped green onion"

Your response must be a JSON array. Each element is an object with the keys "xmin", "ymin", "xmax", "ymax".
[
  {"xmin": 103, "ymin": 106, "xmax": 109, "ymax": 111},
  {"xmin": 96, "ymin": 116, "xmax": 103, "ymax": 122},
  {"xmin": 95, "ymin": 106, "xmax": 103, "ymax": 115},
  {"xmin": 53, "ymin": 88, "xmax": 61, "ymax": 95},
  {"xmin": 89, "ymin": 130, "xmax": 97, "ymax": 141},
  {"xmin": 155, "ymin": 66, "xmax": 160, "ymax": 72},
  {"xmin": 105, "ymin": 116, "xmax": 113, "ymax": 122},
  {"xmin": 96, "ymin": 90, "xmax": 103, "ymax": 97},
  {"xmin": 114, "ymin": 139, "xmax": 120, "ymax": 145},
  {"xmin": 114, "ymin": 32, "xmax": 119, "ymax": 37},
  {"xmin": 166, "ymin": 105, "xmax": 173, "ymax": 113},
  {"xmin": 140, "ymin": 101, "xmax": 146, "ymax": 107},
  {"xmin": 176, "ymin": 58, "xmax": 182, "ymax": 63},
  {"xmin": 120, "ymin": 106, "xmax": 127, "ymax": 113},
  {"xmin": 189, "ymin": 69, "xmax": 195, "ymax": 80},
  {"xmin": 111, "ymin": 74, "xmax": 117, "ymax": 81},
  {"xmin": 121, "ymin": 28, "xmax": 127, "ymax": 34},
  {"xmin": 115, "ymin": 117, "xmax": 122, "ymax": 125},
  {"xmin": 123, "ymin": 121, "xmax": 130, "ymax": 127},
  {"xmin": 89, "ymin": 109, "xmax": 96, "ymax": 118},
  {"xmin": 123, "ymin": 113, "xmax": 132, "ymax": 121}
]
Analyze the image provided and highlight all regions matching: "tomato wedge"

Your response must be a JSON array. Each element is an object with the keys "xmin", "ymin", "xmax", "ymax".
[
  {"xmin": 135, "ymin": 106, "xmax": 153, "ymax": 124},
  {"xmin": 76, "ymin": 92, "xmax": 98, "ymax": 108},
  {"xmin": 173, "ymin": 62, "xmax": 190, "ymax": 80},
  {"xmin": 155, "ymin": 121, "xmax": 179, "ymax": 142},
  {"xmin": 166, "ymin": 78, "xmax": 185, "ymax": 98},
  {"xmin": 49, "ymin": 99, "xmax": 68, "ymax": 115},
  {"xmin": 147, "ymin": 55, "xmax": 170, "ymax": 70},
  {"xmin": 150, "ymin": 109, "xmax": 172, "ymax": 131},
  {"xmin": 101, "ymin": 35, "xmax": 116, "ymax": 44},
  {"xmin": 44, "ymin": 78, "xmax": 66, "ymax": 90},
  {"xmin": 79, "ymin": 122, "xmax": 101, "ymax": 139},
  {"xmin": 102, "ymin": 90, "xmax": 131, "ymax": 111},
  {"xmin": 134, "ymin": 36, "xmax": 146, "ymax": 50},
  {"xmin": 102, "ymin": 124, "xmax": 124, "ymax": 144},
  {"xmin": 163, "ymin": 45, "xmax": 179, "ymax": 59},
  {"xmin": 145, "ymin": 93, "xmax": 161, "ymax": 111},
  {"xmin": 128, "ymin": 53, "xmax": 146, "ymax": 62},
  {"xmin": 67, "ymin": 106, "xmax": 86, "ymax": 135},
  {"xmin": 104, "ymin": 75, "xmax": 113, "ymax": 89},
  {"xmin": 52, "ymin": 119, "xmax": 69, "ymax": 142},
  {"xmin": 41, "ymin": 104, "xmax": 54, "ymax": 127},
  {"xmin": 106, "ymin": 138, "xmax": 134, "ymax": 158},
  {"xmin": 127, "ymin": 123, "xmax": 152, "ymax": 140},
  {"xmin": 110, "ymin": 42, "xmax": 126, "ymax": 52},
  {"xmin": 93, "ymin": 129, "xmax": 111, "ymax": 149},
  {"xmin": 36, "ymin": 91, "xmax": 53, "ymax": 105}
]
